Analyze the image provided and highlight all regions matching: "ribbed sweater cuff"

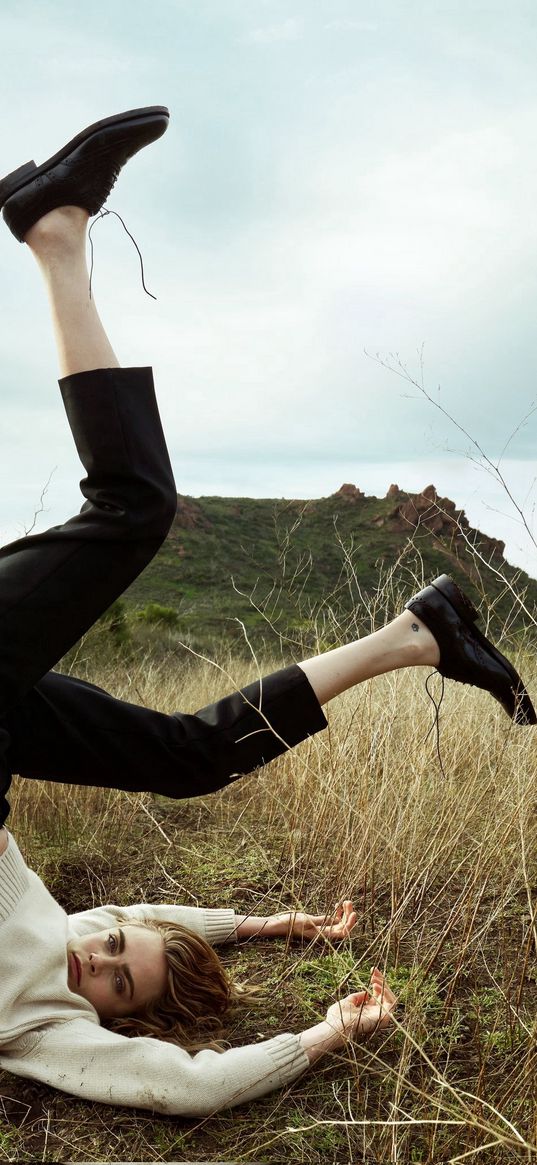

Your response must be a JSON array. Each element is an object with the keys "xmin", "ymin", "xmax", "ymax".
[
  {"xmin": 202, "ymin": 908, "xmax": 237, "ymax": 945},
  {"xmin": 263, "ymin": 1032, "xmax": 310, "ymax": 1084},
  {"xmin": 0, "ymin": 834, "xmax": 29, "ymax": 922}
]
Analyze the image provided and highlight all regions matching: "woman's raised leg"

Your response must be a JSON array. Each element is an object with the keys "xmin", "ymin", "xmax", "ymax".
[
  {"xmin": 6, "ymin": 620, "xmax": 437, "ymax": 800},
  {"xmin": 0, "ymin": 200, "xmax": 176, "ymax": 721},
  {"xmin": 25, "ymin": 205, "xmax": 119, "ymax": 377},
  {"xmin": 297, "ymin": 611, "xmax": 439, "ymax": 705},
  {"xmin": 0, "ymin": 201, "xmax": 176, "ymax": 825},
  {"xmin": 6, "ymin": 569, "xmax": 534, "ymax": 806}
]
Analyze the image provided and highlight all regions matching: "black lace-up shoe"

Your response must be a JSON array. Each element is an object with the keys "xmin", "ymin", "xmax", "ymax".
[
  {"xmin": 405, "ymin": 574, "xmax": 536, "ymax": 725},
  {"xmin": 0, "ymin": 106, "xmax": 169, "ymax": 242}
]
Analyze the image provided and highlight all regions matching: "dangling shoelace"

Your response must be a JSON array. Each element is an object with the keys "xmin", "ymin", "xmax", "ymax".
[
  {"xmin": 424, "ymin": 670, "xmax": 446, "ymax": 778},
  {"xmin": 88, "ymin": 208, "xmax": 157, "ymax": 301}
]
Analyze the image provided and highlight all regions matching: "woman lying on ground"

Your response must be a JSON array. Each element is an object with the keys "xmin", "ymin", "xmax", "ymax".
[{"xmin": 0, "ymin": 107, "xmax": 533, "ymax": 1118}]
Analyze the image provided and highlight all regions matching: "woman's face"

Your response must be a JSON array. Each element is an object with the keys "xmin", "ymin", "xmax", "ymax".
[{"xmin": 66, "ymin": 925, "xmax": 168, "ymax": 1020}]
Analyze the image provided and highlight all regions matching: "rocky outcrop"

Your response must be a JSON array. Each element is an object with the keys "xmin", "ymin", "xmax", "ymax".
[
  {"xmin": 333, "ymin": 483, "xmax": 365, "ymax": 501},
  {"xmin": 394, "ymin": 484, "xmax": 459, "ymax": 536},
  {"xmin": 391, "ymin": 484, "xmax": 505, "ymax": 557}
]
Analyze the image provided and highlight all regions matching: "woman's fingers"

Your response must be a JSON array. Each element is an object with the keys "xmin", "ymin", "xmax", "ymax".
[
  {"xmin": 368, "ymin": 968, "xmax": 397, "ymax": 1026},
  {"xmin": 372, "ymin": 971, "xmax": 395, "ymax": 1001},
  {"xmin": 312, "ymin": 903, "xmax": 351, "ymax": 923},
  {"xmin": 349, "ymin": 990, "xmax": 369, "ymax": 1006},
  {"xmin": 330, "ymin": 901, "xmax": 357, "ymax": 935},
  {"xmin": 305, "ymin": 900, "xmax": 358, "ymax": 939}
]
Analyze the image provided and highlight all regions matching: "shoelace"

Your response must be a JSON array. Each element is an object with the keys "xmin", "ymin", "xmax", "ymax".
[
  {"xmin": 424, "ymin": 670, "xmax": 446, "ymax": 778},
  {"xmin": 88, "ymin": 208, "xmax": 157, "ymax": 301}
]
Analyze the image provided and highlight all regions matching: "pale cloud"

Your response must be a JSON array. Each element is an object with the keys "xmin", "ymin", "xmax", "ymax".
[
  {"xmin": 245, "ymin": 18, "xmax": 304, "ymax": 43},
  {"xmin": 323, "ymin": 19, "xmax": 378, "ymax": 33},
  {"xmin": 1, "ymin": 0, "xmax": 537, "ymax": 577}
]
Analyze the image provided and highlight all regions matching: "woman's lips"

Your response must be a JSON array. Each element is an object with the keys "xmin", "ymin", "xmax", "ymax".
[{"xmin": 70, "ymin": 952, "xmax": 81, "ymax": 986}]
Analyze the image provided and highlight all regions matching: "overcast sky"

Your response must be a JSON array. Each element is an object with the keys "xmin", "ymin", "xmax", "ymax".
[{"xmin": 1, "ymin": 0, "xmax": 536, "ymax": 576}]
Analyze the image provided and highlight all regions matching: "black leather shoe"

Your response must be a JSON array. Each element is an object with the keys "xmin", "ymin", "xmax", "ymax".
[
  {"xmin": 0, "ymin": 106, "xmax": 169, "ymax": 242},
  {"xmin": 405, "ymin": 574, "xmax": 536, "ymax": 725}
]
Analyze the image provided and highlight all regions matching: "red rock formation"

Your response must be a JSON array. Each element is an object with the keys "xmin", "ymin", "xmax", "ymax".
[
  {"xmin": 391, "ymin": 485, "xmax": 505, "ymax": 558},
  {"xmin": 333, "ymin": 483, "xmax": 364, "ymax": 501}
]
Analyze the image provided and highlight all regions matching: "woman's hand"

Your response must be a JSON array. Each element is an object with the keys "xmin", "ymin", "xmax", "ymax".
[
  {"xmin": 325, "ymin": 968, "xmax": 397, "ymax": 1038},
  {"xmin": 298, "ymin": 969, "xmax": 397, "ymax": 1064},
  {"xmin": 271, "ymin": 900, "xmax": 358, "ymax": 941}
]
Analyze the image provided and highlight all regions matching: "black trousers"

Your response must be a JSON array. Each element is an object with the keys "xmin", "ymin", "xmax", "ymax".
[{"xmin": 0, "ymin": 368, "xmax": 327, "ymax": 827}]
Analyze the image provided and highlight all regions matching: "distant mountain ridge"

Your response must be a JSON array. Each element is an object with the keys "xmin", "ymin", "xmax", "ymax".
[{"xmin": 123, "ymin": 483, "xmax": 537, "ymax": 654}]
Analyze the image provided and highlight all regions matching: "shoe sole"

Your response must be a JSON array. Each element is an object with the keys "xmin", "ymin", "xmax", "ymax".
[
  {"xmin": 428, "ymin": 574, "xmax": 479, "ymax": 624},
  {"xmin": 424, "ymin": 574, "xmax": 536, "ymax": 725},
  {"xmin": 0, "ymin": 106, "xmax": 170, "ymax": 208}
]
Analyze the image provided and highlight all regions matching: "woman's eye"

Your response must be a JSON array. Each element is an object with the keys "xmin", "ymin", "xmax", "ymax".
[
  {"xmin": 115, "ymin": 974, "xmax": 124, "ymax": 994},
  {"xmin": 108, "ymin": 934, "xmax": 117, "ymax": 953}
]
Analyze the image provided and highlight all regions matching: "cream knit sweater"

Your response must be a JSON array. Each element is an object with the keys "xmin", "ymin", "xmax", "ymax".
[{"xmin": 0, "ymin": 832, "xmax": 309, "ymax": 1115}]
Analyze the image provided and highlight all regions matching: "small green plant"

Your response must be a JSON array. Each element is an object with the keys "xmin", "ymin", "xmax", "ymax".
[
  {"xmin": 135, "ymin": 601, "xmax": 179, "ymax": 626},
  {"xmin": 467, "ymin": 986, "xmax": 525, "ymax": 1055},
  {"xmin": 292, "ymin": 950, "xmax": 360, "ymax": 1009}
]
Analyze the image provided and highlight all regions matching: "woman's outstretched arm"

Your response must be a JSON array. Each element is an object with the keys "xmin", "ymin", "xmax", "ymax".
[
  {"xmin": 1, "ymin": 970, "xmax": 396, "ymax": 1116},
  {"xmin": 68, "ymin": 900, "xmax": 357, "ymax": 946},
  {"xmin": 234, "ymin": 900, "xmax": 357, "ymax": 942}
]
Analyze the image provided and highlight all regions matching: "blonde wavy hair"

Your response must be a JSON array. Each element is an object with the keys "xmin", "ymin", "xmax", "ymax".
[{"xmin": 108, "ymin": 916, "xmax": 259, "ymax": 1052}]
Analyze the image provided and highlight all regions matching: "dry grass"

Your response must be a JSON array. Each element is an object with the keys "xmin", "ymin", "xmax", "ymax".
[{"xmin": 1, "ymin": 638, "xmax": 537, "ymax": 1163}]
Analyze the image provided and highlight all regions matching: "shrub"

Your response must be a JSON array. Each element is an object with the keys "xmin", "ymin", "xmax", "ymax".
[{"xmin": 135, "ymin": 602, "xmax": 179, "ymax": 627}]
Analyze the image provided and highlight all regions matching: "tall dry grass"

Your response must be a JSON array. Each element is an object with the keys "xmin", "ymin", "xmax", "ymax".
[{"xmin": 5, "ymin": 617, "xmax": 537, "ymax": 1162}]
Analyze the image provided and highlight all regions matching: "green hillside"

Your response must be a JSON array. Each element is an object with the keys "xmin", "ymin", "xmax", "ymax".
[{"xmin": 121, "ymin": 483, "xmax": 537, "ymax": 656}]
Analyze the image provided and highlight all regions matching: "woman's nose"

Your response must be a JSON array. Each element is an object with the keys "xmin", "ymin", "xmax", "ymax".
[{"xmin": 89, "ymin": 952, "xmax": 112, "ymax": 973}]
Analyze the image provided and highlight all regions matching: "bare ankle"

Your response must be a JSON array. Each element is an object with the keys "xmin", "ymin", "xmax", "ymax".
[
  {"xmin": 24, "ymin": 206, "xmax": 89, "ymax": 252},
  {"xmin": 394, "ymin": 611, "xmax": 440, "ymax": 667}
]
